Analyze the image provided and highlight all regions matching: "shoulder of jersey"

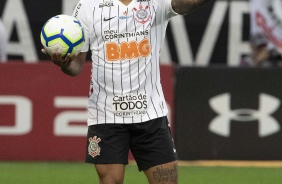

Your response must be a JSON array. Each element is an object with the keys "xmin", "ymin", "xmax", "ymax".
[{"xmin": 78, "ymin": 0, "xmax": 101, "ymax": 9}]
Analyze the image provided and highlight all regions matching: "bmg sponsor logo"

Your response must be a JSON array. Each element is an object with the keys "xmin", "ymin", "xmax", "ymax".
[{"xmin": 105, "ymin": 38, "xmax": 150, "ymax": 61}]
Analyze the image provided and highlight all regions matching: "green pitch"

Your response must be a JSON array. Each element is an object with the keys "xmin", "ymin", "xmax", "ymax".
[{"xmin": 0, "ymin": 162, "xmax": 282, "ymax": 184}]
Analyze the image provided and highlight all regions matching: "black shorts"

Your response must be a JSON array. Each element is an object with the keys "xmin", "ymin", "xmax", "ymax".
[{"xmin": 85, "ymin": 116, "xmax": 177, "ymax": 171}]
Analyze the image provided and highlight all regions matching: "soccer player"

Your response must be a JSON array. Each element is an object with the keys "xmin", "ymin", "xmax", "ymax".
[
  {"xmin": 42, "ymin": 0, "xmax": 211, "ymax": 183},
  {"xmin": 249, "ymin": 0, "xmax": 282, "ymax": 67}
]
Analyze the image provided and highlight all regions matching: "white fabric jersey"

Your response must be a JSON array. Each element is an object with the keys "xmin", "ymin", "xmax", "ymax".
[
  {"xmin": 73, "ymin": 0, "xmax": 178, "ymax": 125},
  {"xmin": 250, "ymin": 0, "xmax": 282, "ymax": 53}
]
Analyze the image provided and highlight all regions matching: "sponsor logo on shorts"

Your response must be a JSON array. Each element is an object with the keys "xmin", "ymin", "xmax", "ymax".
[{"xmin": 88, "ymin": 136, "xmax": 101, "ymax": 158}]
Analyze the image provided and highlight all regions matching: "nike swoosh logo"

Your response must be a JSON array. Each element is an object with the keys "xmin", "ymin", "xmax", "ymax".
[{"xmin": 103, "ymin": 16, "xmax": 116, "ymax": 21}]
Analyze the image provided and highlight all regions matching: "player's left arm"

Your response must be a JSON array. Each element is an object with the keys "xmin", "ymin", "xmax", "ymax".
[{"xmin": 171, "ymin": 0, "xmax": 212, "ymax": 15}]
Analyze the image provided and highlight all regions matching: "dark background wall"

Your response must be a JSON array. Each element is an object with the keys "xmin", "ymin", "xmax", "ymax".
[{"xmin": 0, "ymin": 0, "xmax": 250, "ymax": 66}]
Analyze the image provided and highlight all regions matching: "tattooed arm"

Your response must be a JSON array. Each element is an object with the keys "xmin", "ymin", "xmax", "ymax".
[{"xmin": 172, "ymin": 0, "xmax": 212, "ymax": 15}]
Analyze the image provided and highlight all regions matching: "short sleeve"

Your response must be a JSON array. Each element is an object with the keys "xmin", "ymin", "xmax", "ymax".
[
  {"xmin": 72, "ymin": 0, "xmax": 91, "ymax": 52},
  {"xmin": 163, "ymin": 0, "xmax": 178, "ymax": 19}
]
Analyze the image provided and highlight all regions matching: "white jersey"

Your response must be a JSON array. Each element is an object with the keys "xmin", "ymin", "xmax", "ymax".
[
  {"xmin": 250, "ymin": 0, "xmax": 282, "ymax": 53},
  {"xmin": 73, "ymin": 0, "xmax": 178, "ymax": 125}
]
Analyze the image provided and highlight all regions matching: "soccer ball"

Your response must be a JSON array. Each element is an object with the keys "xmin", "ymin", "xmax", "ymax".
[{"xmin": 40, "ymin": 14, "xmax": 85, "ymax": 57}]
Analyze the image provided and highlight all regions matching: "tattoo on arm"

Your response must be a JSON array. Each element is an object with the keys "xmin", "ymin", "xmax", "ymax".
[{"xmin": 152, "ymin": 164, "xmax": 178, "ymax": 183}]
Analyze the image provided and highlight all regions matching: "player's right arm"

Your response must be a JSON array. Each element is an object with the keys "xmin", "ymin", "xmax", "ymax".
[{"xmin": 60, "ymin": 52, "xmax": 87, "ymax": 76}]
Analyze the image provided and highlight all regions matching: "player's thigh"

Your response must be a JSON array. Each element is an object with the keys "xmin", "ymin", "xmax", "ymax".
[
  {"xmin": 130, "ymin": 116, "xmax": 177, "ymax": 171},
  {"xmin": 86, "ymin": 124, "xmax": 130, "ymax": 165},
  {"xmin": 95, "ymin": 164, "xmax": 126, "ymax": 184},
  {"xmin": 144, "ymin": 161, "xmax": 178, "ymax": 184}
]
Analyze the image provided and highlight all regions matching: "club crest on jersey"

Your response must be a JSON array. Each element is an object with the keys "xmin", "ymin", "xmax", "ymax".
[
  {"xmin": 88, "ymin": 136, "xmax": 101, "ymax": 158},
  {"xmin": 133, "ymin": 5, "xmax": 151, "ymax": 24}
]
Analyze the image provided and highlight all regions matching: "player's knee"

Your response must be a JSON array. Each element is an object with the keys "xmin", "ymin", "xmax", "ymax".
[
  {"xmin": 98, "ymin": 177, "xmax": 123, "ymax": 184},
  {"xmin": 95, "ymin": 164, "xmax": 125, "ymax": 184},
  {"xmin": 144, "ymin": 161, "xmax": 178, "ymax": 184},
  {"xmin": 97, "ymin": 171, "xmax": 124, "ymax": 184}
]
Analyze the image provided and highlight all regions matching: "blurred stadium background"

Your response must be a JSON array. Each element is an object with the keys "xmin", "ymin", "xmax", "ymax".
[{"xmin": 1, "ymin": 0, "xmax": 282, "ymax": 183}]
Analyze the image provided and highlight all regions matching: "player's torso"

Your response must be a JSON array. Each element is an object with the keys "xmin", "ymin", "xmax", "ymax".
[
  {"xmin": 86, "ymin": 0, "xmax": 162, "ymax": 60},
  {"xmin": 85, "ymin": 0, "xmax": 165, "ymax": 93},
  {"xmin": 81, "ymin": 0, "xmax": 169, "ymax": 124}
]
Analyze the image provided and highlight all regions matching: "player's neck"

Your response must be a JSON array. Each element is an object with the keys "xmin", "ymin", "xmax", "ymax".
[{"xmin": 119, "ymin": 0, "xmax": 132, "ymax": 6}]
